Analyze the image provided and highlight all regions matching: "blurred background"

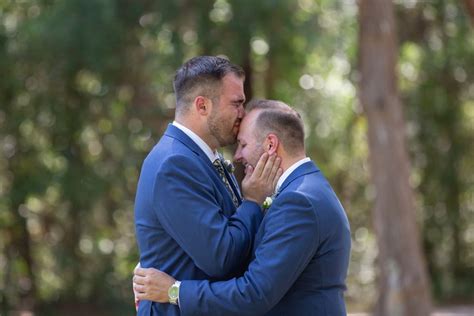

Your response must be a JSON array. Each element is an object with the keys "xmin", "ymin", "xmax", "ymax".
[{"xmin": 1, "ymin": 0, "xmax": 473, "ymax": 315}]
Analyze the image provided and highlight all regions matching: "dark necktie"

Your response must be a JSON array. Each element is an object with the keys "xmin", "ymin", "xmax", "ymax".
[{"xmin": 213, "ymin": 159, "xmax": 239, "ymax": 207}]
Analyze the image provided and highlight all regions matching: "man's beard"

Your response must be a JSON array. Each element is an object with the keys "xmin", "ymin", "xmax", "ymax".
[{"xmin": 208, "ymin": 113, "xmax": 238, "ymax": 147}]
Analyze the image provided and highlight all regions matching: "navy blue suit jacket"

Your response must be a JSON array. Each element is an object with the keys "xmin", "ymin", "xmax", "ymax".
[
  {"xmin": 179, "ymin": 161, "xmax": 351, "ymax": 315},
  {"xmin": 135, "ymin": 124, "xmax": 263, "ymax": 315}
]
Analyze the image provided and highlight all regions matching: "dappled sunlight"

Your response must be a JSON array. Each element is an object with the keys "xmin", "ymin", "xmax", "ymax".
[{"xmin": 1, "ymin": 0, "xmax": 473, "ymax": 314}]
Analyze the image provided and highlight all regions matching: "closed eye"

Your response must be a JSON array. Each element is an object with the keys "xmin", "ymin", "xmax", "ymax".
[
  {"xmin": 232, "ymin": 98, "xmax": 245, "ymax": 106},
  {"xmin": 236, "ymin": 141, "xmax": 246, "ymax": 149}
]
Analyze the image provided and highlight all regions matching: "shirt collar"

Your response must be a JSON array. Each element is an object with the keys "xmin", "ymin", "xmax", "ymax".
[
  {"xmin": 276, "ymin": 157, "xmax": 311, "ymax": 194},
  {"xmin": 172, "ymin": 121, "xmax": 219, "ymax": 162}
]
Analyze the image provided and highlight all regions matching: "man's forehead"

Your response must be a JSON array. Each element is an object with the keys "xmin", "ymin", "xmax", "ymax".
[
  {"xmin": 238, "ymin": 113, "xmax": 257, "ymax": 136},
  {"xmin": 244, "ymin": 109, "xmax": 261, "ymax": 121},
  {"xmin": 223, "ymin": 73, "xmax": 244, "ymax": 87},
  {"xmin": 237, "ymin": 122, "xmax": 249, "ymax": 139}
]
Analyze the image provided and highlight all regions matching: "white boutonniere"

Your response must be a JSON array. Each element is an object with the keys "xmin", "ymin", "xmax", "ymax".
[
  {"xmin": 222, "ymin": 159, "xmax": 235, "ymax": 173},
  {"xmin": 262, "ymin": 196, "xmax": 273, "ymax": 211}
]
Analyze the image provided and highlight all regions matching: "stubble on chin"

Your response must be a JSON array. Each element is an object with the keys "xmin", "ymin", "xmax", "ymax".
[
  {"xmin": 222, "ymin": 134, "xmax": 237, "ymax": 147},
  {"xmin": 220, "ymin": 125, "xmax": 239, "ymax": 147},
  {"xmin": 212, "ymin": 129, "xmax": 237, "ymax": 148}
]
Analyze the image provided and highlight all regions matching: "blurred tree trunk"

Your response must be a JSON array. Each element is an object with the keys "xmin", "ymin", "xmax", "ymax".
[
  {"xmin": 1, "ymin": 22, "xmax": 37, "ymax": 311},
  {"xmin": 7, "ymin": 206, "xmax": 37, "ymax": 312},
  {"xmin": 464, "ymin": 0, "xmax": 474, "ymax": 23},
  {"xmin": 357, "ymin": 1, "xmax": 432, "ymax": 315}
]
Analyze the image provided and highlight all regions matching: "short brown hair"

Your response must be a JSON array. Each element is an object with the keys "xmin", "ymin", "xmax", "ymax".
[
  {"xmin": 173, "ymin": 56, "xmax": 244, "ymax": 115},
  {"xmin": 246, "ymin": 99, "xmax": 305, "ymax": 153}
]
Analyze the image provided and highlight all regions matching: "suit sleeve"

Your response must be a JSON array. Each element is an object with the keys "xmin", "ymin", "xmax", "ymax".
[
  {"xmin": 179, "ymin": 192, "xmax": 319, "ymax": 316},
  {"xmin": 154, "ymin": 154, "xmax": 263, "ymax": 278}
]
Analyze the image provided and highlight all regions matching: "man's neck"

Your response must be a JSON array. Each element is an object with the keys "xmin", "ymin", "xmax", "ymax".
[
  {"xmin": 279, "ymin": 154, "xmax": 307, "ymax": 173},
  {"xmin": 175, "ymin": 117, "xmax": 218, "ymax": 151}
]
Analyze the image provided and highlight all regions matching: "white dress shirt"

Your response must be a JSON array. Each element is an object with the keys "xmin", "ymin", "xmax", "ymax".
[
  {"xmin": 172, "ymin": 121, "xmax": 219, "ymax": 162},
  {"xmin": 275, "ymin": 157, "xmax": 311, "ymax": 194}
]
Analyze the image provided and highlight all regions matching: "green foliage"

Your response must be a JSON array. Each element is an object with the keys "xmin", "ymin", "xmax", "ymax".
[
  {"xmin": 400, "ymin": 0, "xmax": 474, "ymax": 301},
  {"xmin": 0, "ymin": 0, "xmax": 473, "ymax": 314}
]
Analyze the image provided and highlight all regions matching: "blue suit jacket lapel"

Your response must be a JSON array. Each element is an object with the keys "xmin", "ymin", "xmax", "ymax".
[
  {"xmin": 227, "ymin": 173, "xmax": 242, "ymax": 200},
  {"xmin": 164, "ymin": 124, "xmax": 242, "ymax": 205},
  {"xmin": 216, "ymin": 154, "xmax": 243, "ymax": 201},
  {"xmin": 164, "ymin": 124, "xmax": 215, "ymax": 169},
  {"xmin": 277, "ymin": 161, "xmax": 320, "ymax": 195}
]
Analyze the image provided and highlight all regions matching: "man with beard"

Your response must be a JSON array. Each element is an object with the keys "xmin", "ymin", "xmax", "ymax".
[
  {"xmin": 133, "ymin": 100, "xmax": 352, "ymax": 316},
  {"xmin": 134, "ymin": 58, "xmax": 282, "ymax": 315}
]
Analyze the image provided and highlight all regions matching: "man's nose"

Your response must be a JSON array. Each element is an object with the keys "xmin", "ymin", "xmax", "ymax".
[
  {"xmin": 233, "ymin": 150, "xmax": 242, "ymax": 163},
  {"xmin": 238, "ymin": 105, "xmax": 245, "ymax": 118}
]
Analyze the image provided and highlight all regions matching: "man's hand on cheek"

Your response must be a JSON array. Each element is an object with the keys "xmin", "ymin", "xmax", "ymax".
[{"xmin": 242, "ymin": 153, "xmax": 282, "ymax": 206}]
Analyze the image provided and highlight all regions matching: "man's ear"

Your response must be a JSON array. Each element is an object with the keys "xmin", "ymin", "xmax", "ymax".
[
  {"xmin": 194, "ymin": 96, "xmax": 211, "ymax": 115},
  {"xmin": 265, "ymin": 134, "xmax": 279, "ymax": 155}
]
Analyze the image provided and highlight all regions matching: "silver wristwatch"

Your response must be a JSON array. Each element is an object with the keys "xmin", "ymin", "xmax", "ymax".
[{"xmin": 168, "ymin": 280, "xmax": 181, "ymax": 305}]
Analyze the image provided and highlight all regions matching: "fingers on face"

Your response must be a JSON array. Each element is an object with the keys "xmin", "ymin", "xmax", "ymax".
[
  {"xmin": 269, "ymin": 157, "xmax": 281, "ymax": 180},
  {"xmin": 253, "ymin": 152, "xmax": 269, "ymax": 177},
  {"xmin": 273, "ymin": 167, "xmax": 283, "ymax": 188},
  {"xmin": 261, "ymin": 154, "xmax": 277, "ymax": 179},
  {"xmin": 245, "ymin": 164, "xmax": 254, "ymax": 177},
  {"xmin": 270, "ymin": 157, "xmax": 280, "ymax": 177}
]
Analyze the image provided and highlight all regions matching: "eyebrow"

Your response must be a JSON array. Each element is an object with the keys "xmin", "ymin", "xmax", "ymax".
[{"xmin": 233, "ymin": 96, "xmax": 245, "ymax": 103}]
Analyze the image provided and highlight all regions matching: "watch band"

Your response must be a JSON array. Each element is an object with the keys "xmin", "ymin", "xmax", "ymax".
[{"xmin": 168, "ymin": 280, "xmax": 181, "ymax": 305}]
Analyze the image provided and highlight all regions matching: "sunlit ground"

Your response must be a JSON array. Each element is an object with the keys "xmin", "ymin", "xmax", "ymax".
[
  {"xmin": 9, "ymin": 305, "xmax": 474, "ymax": 316},
  {"xmin": 348, "ymin": 305, "xmax": 474, "ymax": 316}
]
